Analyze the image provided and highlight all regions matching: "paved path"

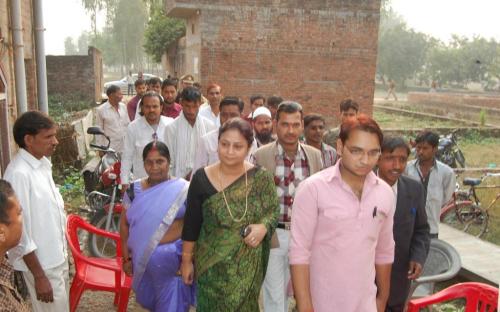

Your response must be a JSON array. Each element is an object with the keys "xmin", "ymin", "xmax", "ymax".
[{"xmin": 440, "ymin": 223, "xmax": 500, "ymax": 285}]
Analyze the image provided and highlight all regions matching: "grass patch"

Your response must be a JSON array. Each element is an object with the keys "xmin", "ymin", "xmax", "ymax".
[
  {"xmin": 49, "ymin": 94, "xmax": 94, "ymax": 123},
  {"xmin": 373, "ymin": 110, "xmax": 461, "ymax": 129},
  {"xmin": 53, "ymin": 165, "xmax": 85, "ymax": 214}
]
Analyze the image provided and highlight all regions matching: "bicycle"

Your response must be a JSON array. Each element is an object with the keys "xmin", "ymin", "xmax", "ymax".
[{"xmin": 440, "ymin": 172, "xmax": 500, "ymax": 238}]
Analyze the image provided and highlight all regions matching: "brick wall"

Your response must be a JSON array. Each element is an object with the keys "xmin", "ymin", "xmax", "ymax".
[
  {"xmin": 0, "ymin": 0, "xmax": 40, "ymax": 172},
  {"xmin": 46, "ymin": 46, "xmax": 103, "ymax": 103},
  {"xmin": 408, "ymin": 92, "xmax": 500, "ymax": 110},
  {"xmin": 166, "ymin": 0, "xmax": 381, "ymax": 126}
]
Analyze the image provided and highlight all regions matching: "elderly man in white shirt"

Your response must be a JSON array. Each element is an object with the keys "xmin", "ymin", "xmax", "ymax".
[
  {"xmin": 95, "ymin": 85, "xmax": 130, "ymax": 155},
  {"xmin": 198, "ymin": 83, "xmax": 221, "ymax": 127},
  {"xmin": 165, "ymin": 87, "xmax": 216, "ymax": 180},
  {"xmin": 121, "ymin": 92, "xmax": 173, "ymax": 187},
  {"xmin": 4, "ymin": 111, "xmax": 69, "ymax": 312}
]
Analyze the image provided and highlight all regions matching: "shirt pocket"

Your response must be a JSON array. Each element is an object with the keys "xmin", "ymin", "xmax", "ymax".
[
  {"xmin": 320, "ymin": 209, "xmax": 359, "ymax": 250},
  {"xmin": 135, "ymin": 141, "xmax": 145, "ymax": 155},
  {"xmin": 363, "ymin": 211, "xmax": 387, "ymax": 243}
]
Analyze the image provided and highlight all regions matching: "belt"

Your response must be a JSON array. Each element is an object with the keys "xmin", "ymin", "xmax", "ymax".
[{"xmin": 277, "ymin": 222, "xmax": 291, "ymax": 230}]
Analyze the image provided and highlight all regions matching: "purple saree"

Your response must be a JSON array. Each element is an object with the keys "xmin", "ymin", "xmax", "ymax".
[{"xmin": 125, "ymin": 178, "xmax": 195, "ymax": 311}]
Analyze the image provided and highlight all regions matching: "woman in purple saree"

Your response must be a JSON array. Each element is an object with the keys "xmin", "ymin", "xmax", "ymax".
[{"xmin": 120, "ymin": 141, "xmax": 195, "ymax": 311}]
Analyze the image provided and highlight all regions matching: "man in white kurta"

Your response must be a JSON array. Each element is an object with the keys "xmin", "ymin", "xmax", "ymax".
[
  {"xmin": 95, "ymin": 85, "xmax": 130, "ymax": 154},
  {"xmin": 4, "ymin": 111, "xmax": 69, "ymax": 312},
  {"xmin": 165, "ymin": 87, "xmax": 216, "ymax": 180},
  {"xmin": 120, "ymin": 92, "xmax": 173, "ymax": 185},
  {"xmin": 198, "ymin": 84, "xmax": 222, "ymax": 127},
  {"xmin": 193, "ymin": 97, "xmax": 258, "ymax": 174}
]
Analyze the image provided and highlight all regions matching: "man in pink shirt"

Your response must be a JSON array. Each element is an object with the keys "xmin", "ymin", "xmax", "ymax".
[{"xmin": 290, "ymin": 114, "xmax": 395, "ymax": 312}]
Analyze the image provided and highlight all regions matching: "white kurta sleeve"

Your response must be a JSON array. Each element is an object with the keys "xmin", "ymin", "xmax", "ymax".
[
  {"xmin": 120, "ymin": 125, "xmax": 135, "ymax": 184},
  {"xmin": 4, "ymin": 172, "xmax": 38, "ymax": 260}
]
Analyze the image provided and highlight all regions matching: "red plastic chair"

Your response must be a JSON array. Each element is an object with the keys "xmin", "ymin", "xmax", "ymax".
[
  {"xmin": 66, "ymin": 214, "xmax": 132, "ymax": 312},
  {"xmin": 407, "ymin": 282, "xmax": 498, "ymax": 312}
]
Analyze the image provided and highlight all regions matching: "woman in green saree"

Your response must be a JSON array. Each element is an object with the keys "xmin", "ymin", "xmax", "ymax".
[{"xmin": 181, "ymin": 117, "xmax": 279, "ymax": 311}]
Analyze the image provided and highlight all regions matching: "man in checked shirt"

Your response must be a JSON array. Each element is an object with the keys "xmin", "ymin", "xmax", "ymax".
[{"xmin": 253, "ymin": 101, "xmax": 323, "ymax": 312}]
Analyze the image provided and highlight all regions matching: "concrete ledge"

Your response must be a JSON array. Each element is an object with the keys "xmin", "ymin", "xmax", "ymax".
[
  {"xmin": 374, "ymin": 105, "xmax": 488, "ymax": 127},
  {"xmin": 439, "ymin": 224, "xmax": 500, "ymax": 286}
]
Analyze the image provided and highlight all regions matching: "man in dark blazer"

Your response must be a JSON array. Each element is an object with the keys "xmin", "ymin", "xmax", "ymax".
[{"xmin": 377, "ymin": 136, "xmax": 430, "ymax": 312}]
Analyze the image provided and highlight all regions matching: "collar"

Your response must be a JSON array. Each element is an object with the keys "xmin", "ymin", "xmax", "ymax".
[
  {"xmin": 19, "ymin": 148, "xmax": 51, "ymax": 170},
  {"xmin": 165, "ymin": 102, "xmax": 181, "ymax": 111},
  {"xmin": 275, "ymin": 141, "xmax": 306, "ymax": 160},
  {"xmin": 392, "ymin": 179, "xmax": 398, "ymax": 194},
  {"xmin": 0, "ymin": 256, "xmax": 14, "ymax": 286},
  {"xmin": 180, "ymin": 111, "xmax": 200, "ymax": 127},
  {"xmin": 138, "ymin": 116, "xmax": 160, "ymax": 129},
  {"xmin": 326, "ymin": 160, "xmax": 379, "ymax": 186},
  {"xmin": 104, "ymin": 101, "xmax": 123, "ymax": 110},
  {"xmin": 413, "ymin": 158, "xmax": 438, "ymax": 172}
]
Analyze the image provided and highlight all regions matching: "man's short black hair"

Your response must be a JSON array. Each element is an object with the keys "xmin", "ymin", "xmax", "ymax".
[
  {"xmin": 134, "ymin": 79, "xmax": 146, "ymax": 87},
  {"xmin": 415, "ymin": 131, "xmax": 440, "ymax": 148},
  {"xmin": 276, "ymin": 101, "xmax": 303, "ymax": 121},
  {"xmin": 13, "ymin": 111, "xmax": 56, "ymax": 148},
  {"xmin": 180, "ymin": 87, "xmax": 202, "ymax": 103},
  {"xmin": 381, "ymin": 136, "xmax": 411, "ymax": 156},
  {"xmin": 304, "ymin": 114, "xmax": 325, "ymax": 128},
  {"xmin": 219, "ymin": 96, "xmax": 244, "ymax": 113},
  {"xmin": 0, "ymin": 179, "xmax": 15, "ymax": 224},
  {"xmin": 162, "ymin": 78, "xmax": 177, "ymax": 90},
  {"xmin": 267, "ymin": 95, "xmax": 284, "ymax": 109},
  {"xmin": 250, "ymin": 94, "xmax": 265, "ymax": 105},
  {"xmin": 339, "ymin": 99, "xmax": 359, "ymax": 113},
  {"xmin": 106, "ymin": 85, "xmax": 121, "ymax": 97},
  {"xmin": 149, "ymin": 77, "xmax": 162, "ymax": 86}
]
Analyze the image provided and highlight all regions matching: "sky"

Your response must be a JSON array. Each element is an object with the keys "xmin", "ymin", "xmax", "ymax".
[
  {"xmin": 390, "ymin": 0, "xmax": 500, "ymax": 43},
  {"xmin": 42, "ymin": 0, "xmax": 500, "ymax": 55},
  {"xmin": 43, "ymin": 0, "xmax": 105, "ymax": 55}
]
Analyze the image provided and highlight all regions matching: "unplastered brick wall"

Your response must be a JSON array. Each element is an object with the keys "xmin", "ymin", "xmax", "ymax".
[
  {"xmin": 46, "ymin": 47, "xmax": 103, "ymax": 103},
  {"xmin": 167, "ymin": 0, "xmax": 381, "ymax": 127}
]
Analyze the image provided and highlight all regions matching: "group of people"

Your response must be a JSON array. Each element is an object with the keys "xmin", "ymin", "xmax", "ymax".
[{"xmin": 0, "ymin": 73, "xmax": 457, "ymax": 312}]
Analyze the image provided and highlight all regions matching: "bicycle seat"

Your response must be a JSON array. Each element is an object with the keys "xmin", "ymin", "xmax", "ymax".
[{"xmin": 463, "ymin": 178, "xmax": 481, "ymax": 186}]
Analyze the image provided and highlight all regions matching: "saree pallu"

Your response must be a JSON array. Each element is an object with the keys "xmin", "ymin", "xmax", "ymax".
[
  {"xmin": 195, "ymin": 168, "xmax": 280, "ymax": 312},
  {"xmin": 126, "ymin": 178, "xmax": 195, "ymax": 312}
]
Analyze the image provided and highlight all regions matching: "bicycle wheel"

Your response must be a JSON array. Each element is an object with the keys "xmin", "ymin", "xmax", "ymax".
[
  {"xmin": 457, "ymin": 204, "xmax": 489, "ymax": 238},
  {"xmin": 87, "ymin": 210, "xmax": 121, "ymax": 258},
  {"xmin": 440, "ymin": 203, "xmax": 464, "ymax": 228}
]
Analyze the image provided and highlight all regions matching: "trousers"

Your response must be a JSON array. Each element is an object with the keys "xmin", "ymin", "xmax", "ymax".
[
  {"xmin": 263, "ymin": 228, "xmax": 290, "ymax": 312},
  {"xmin": 23, "ymin": 260, "xmax": 69, "ymax": 312}
]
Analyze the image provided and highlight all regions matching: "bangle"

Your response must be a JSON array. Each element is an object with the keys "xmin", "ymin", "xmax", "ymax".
[
  {"xmin": 182, "ymin": 252, "xmax": 193, "ymax": 257},
  {"xmin": 122, "ymin": 256, "xmax": 131, "ymax": 262}
]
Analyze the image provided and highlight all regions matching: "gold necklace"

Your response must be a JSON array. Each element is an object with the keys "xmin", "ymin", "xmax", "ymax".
[{"xmin": 218, "ymin": 165, "xmax": 248, "ymax": 223}]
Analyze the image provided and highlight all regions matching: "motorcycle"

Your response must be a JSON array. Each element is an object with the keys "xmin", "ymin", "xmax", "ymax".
[
  {"xmin": 436, "ymin": 131, "xmax": 466, "ymax": 168},
  {"xmin": 82, "ymin": 126, "xmax": 124, "ymax": 258}
]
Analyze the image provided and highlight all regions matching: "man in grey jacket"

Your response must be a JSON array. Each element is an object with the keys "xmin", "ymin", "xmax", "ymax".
[{"xmin": 253, "ymin": 101, "xmax": 323, "ymax": 312}]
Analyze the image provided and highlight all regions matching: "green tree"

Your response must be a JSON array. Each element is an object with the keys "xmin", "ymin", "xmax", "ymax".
[
  {"xmin": 377, "ymin": 20, "xmax": 430, "ymax": 87},
  {"xmin": 108, "ymin": 0, "xmax": 148, "ymax": 70},
  {"xmin": 88, "ymin": 28, "xmax": 122, "ymax": 67},
  {"xmin": 143, "ymin": 8, "xmax": 185, "ymax": 63},
  {"xmin": 64, "ymin": 37, "xmax": 78, "ymax": 55},
  {"xmin": 81, "ymin": 0, "xmax": 107, "ymax": 38},
  {"xmin": 425, "ymin": 36, "xmax": 500, "ymax": 88},
  {"xmin": 77, "ymin": 32, "xmax": 90, "ymax": 55}
]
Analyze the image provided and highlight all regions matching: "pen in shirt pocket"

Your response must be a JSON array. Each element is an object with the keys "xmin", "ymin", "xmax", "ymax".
[{"xmin": 372, "ymin": 206, "xmax": 377, "ymax": 218}]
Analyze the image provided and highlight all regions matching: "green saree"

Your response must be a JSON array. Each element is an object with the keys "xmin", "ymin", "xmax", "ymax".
[{"xmin": 195, "ymin": 167, "xmax": 279, "ymax": 312}]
